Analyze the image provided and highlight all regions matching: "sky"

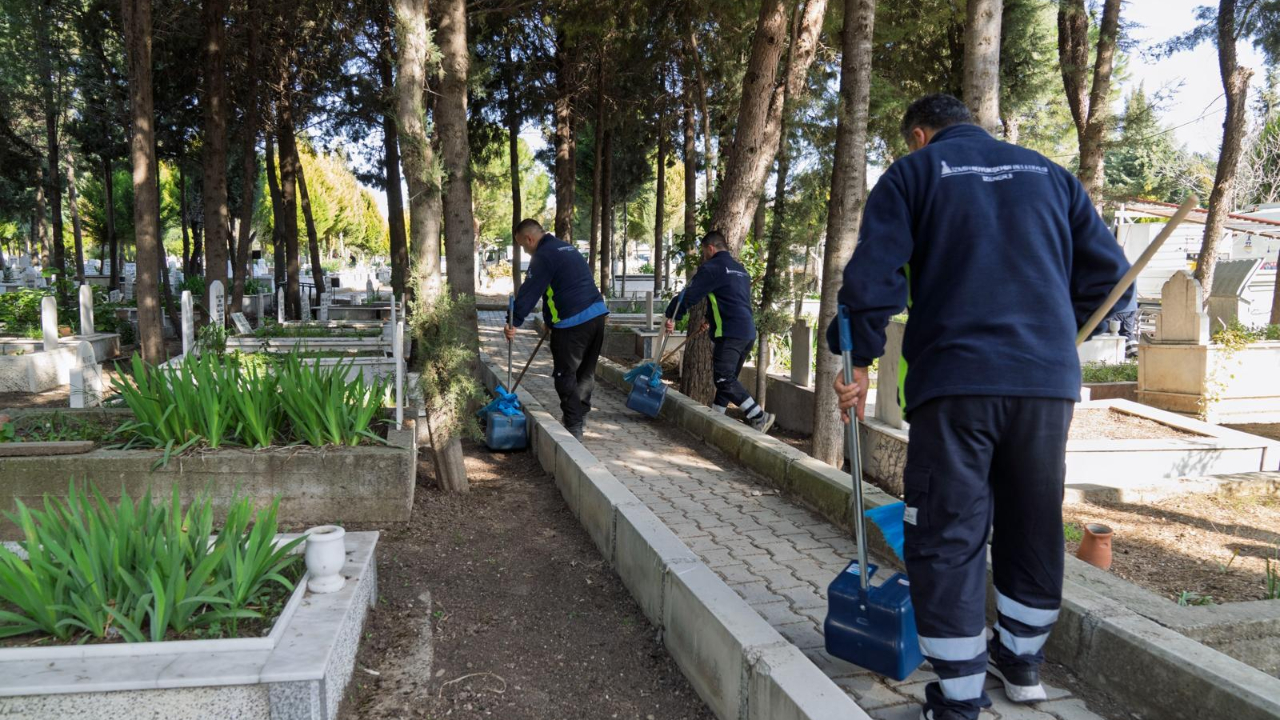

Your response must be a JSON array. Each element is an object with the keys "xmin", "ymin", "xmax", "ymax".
[
  {"xmin": 1120, "ymin": 0, "xmax": 1270, "ymax": 155},
  {"xmin": 372, "ymin": 1, "xmax": 1272, "ymax": 221}
]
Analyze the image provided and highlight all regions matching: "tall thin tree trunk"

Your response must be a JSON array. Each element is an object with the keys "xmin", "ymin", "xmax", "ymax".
[
  {"xmin": 378, "ymin": 3, "xmax": 409, "ymax": 300},
  {"xmin": 813, "ymin": 0, "xmax": 876, "ymax": 468},
  {"xmin": 589, "ymin": 60, "xmax": 605, "ymax": 282},
  {"xmin": 122, "ymin": 0, "xmax": 164, "ymax": 363},
  {"xmin": 553, "ymin": 31, "xmax": 576, "ymax": 243},
  {"xmin": 296, "ymin": 155, "xmax": 324, "ymax": 302},
  {"xmin": 265, "ymin": 133, "xmax": 286, "ymax": 291},
  {"xmin": 277, "ymin": 112, "xmax": 302, "ymax": 319},
  {"xmin": 599, "ymin": 129, "xmax": 613, "ymax": 295},
  {"xmin": 179, "ymin": 165, "xmax": 191, "ymax": 275},
  {"xmin": 654, "ymin": 112, "xmax": 666, "ymax": 293},
  {"xmin": 1195, "ymin": 0, "xmax": 1253, "ymax": 299},
  {"xmin": 35, "ymin": 185, "xmax": 47, "ymax": 266},
  {"xmin": 394, "ymin": 0, "xmax": 441, "ymax": 303},
  {"xmin": 962, "ymin": 0, "xmax": 1002, "ymax": 133},
  {"xmin": 683, "ymin": 88, "xmax": 697, "ymax": 273},
  {"xmin": 1058, "ymin": 0, "xmax": 1121, "ymax": 203},
  {"xmin": 103, "ymin": 155, "xmax": 118, "ymax": 289},
  {"xmin": 65, "ymin": 153, "xmax": 86, "ymax": 283},
  {"xmin": 202, "ymin": 0, "xmax": 230, "ymax": 291},
  {"xmin": 505, "ymin": 39, "xmax": 523, "ymax": 293},
  {"xmin": 757, "ymin": 106, "xmax": 793, "ymax": 408},
  {"xmin": 231, "ymin": 0, "xmax": 260, "ymax": 311},
  {"xmin": 687, "ymin": 30, "xmax": 716, "ymax": 197},
  {"xmin": 39, "ymin": 0, "xmax": 66, "ymax": 288}
]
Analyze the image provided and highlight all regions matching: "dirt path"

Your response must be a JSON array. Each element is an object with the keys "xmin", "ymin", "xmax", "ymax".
[{"xmin": 339, "ymin": 442, "xmax": 712, "ymax": 720}]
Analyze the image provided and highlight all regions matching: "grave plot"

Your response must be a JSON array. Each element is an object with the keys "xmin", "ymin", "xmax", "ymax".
[{"xmin": 0, "ymin": 287, "xmax": 123, "ymax": 394}]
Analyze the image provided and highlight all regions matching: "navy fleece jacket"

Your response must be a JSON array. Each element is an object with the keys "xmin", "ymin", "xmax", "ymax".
[
  {"xmin": 825, "ymin": 124, "xmax": 1131, "ymax": 414},
  {"xmin": 512, "ymin": 234, "xmax": 608, "ymax": 329},
  {"xmin": 665, "ymin": 250, "xmax": 756, "ymax": 341}
]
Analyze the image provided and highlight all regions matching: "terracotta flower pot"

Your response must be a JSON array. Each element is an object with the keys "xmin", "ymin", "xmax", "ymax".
[{"xmin": 1076, "ymin": 523, "xmax": 1113, "ymax": 571}]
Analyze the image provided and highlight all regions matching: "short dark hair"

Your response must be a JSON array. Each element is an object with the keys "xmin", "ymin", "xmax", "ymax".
[
  {"xmin": 700, "ymin": 230, "xmax": 728, "ymax": 251},
  {"xmin": 900, "ymin": 94, "xmax": 974, "ymax": 140},
  {"xmin": 515, "ymin": 218, "xmax": 543, "ymax": 238}
]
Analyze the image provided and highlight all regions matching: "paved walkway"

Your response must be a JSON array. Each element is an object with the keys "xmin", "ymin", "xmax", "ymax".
[{"xmin": 481, "ymin": 313, "xmax": 1107, "ymax": 720}]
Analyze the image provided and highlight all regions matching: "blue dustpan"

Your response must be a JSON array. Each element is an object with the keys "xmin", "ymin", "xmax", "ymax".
[
  {"xmin": 824, "ymin": 305, "xmax": 923, "ymax": 681},
  {"xmin": 865, "ymin": 502, "xmax": 907, "ymax": 562},
  {"xmin": 626, "ymin": 370, "xmax": 667, "ymax": 418},
  {"xmin": 477, "ymin": 385, "xmax": 528, "ymax": 451}
]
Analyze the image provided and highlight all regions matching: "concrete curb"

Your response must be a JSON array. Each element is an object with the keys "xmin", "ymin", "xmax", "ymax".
[
  {"xmin": 596, "ymin": 357, "xmax": 1280, "ymax": 720},
  {"xmin": 476, "ymin": 358, "xmax": 869, "ymax": 720}
]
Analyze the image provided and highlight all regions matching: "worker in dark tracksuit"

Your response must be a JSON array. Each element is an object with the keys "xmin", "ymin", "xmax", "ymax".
[
  {"xmin": 826, "ymin": 95, "xmax": 1131, "ymax": 720},
  {"xmin": 664, "ymin": 231, "xmax": 775, "ymax": 434},
  {"xmin": 505, "ymin": 218, "xmax": 609, "ymax": 441}
]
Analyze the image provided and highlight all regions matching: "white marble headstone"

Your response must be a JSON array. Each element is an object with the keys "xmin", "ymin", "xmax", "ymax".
[
  {"xmin": 208, "ymin": 279, "xmax": 226, "ymax": 328},
  {"xmin": 78, "ymin": 284, "xmax": 95, "ymax": 336},
  {"xmin": 231, "ymin": 312, "xmax": 253, "ymax": 335},
  {"xmin": 108, "ymin": 290, "xmax": 122, "ymax": 303},
  {"xmin": 300, "ymin": 288, "xmax": 311, "ymax": 321},
  {"xmin": 366, "ymin": 279, "xmax": 375, "ymax": 305},
  {"xmin": 1156, "ymin": 271, "xmax": 1210, "ymax": 345},
  {"xmin": 41, "ymin": 296, "xmax": 58, "ymax": 352},
  {"xmin": 70, "ymin": 341, "xmax": 103, "ymax": 409},
  {"xmin": 123, "ymin": 280, "xmax": 134, "ymax": 302},
  {"xmin": 277, "ymin": 287, "xmax": 286, "ymax": 323},
  {"xmin": 318, "ymin": 292, "xmax": 332, "ymax": 322},
  {"xmin": 180, "ymin": 290, "xmax": 195, "ymax": 357}
]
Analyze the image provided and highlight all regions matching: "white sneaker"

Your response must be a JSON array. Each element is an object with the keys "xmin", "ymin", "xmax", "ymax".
[{"xmin": 749, "ymin": 411, "xmax": 776, "ymax": 434}]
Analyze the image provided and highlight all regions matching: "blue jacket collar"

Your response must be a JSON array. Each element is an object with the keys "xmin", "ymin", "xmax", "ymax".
[{"xmin": 928, "ymin": 124, "xmax": 990, "ymax": 145}]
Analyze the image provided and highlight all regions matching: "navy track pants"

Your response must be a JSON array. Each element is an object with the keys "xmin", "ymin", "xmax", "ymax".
[
  {"xmin": 902, "ymin": 396, "xmax": 1074, "ymax": 719},
  {"xmin": 711, "ymin": 336, "xmax": 755, "ymax": 409}
]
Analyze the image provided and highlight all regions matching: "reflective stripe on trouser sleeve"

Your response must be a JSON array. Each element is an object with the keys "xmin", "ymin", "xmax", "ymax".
[
  {"xmin": 939, "ymin": 673, "xmax": 987, "ymax": 701},
  {"xmin": 995, "ymin": 590, "xmax": 1059, "ymax": 659},
  {"xmin": 918, "ymin": 634, "xmax": 987, "ymax": 701}
]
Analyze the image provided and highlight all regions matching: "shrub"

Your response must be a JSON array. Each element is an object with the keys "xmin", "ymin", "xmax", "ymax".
[
  {"xmin": 0, "ymin": 484, "xmax": 302, "ymax": 643},
  {"xmin": 1081, "ymin": 361, "xmax": 1138, "ymax": 384},
  {"xmin": 243, "ymin": 278, "xmax": 272, "ymax": 295}
]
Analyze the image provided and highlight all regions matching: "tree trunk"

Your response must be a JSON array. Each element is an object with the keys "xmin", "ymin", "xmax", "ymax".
[
  {"xmin": 1195, "ymin": 0, "xmax": 1253, "ymax": 300},
  {"xmin": 1058, "ymin": 0, "xmax": 1121, "ymax": 203},
  {"xmin": 378, "ymin": 4, "xmax": 409, "ymax": 300},
  {"xmin": 812, "ymin": 0, "xmax": 876, "ymax": 468},
  {"xmin": 122, "ymin": 0, "xmax": 163, "ymax": 363},
  {"xmin": 435, "ymin": 0, "xmax": 475, "ymax": 492},
  {"xmin": 683, "ymin": 88, "xmax": 697, "ymax": 266},
  {"xmin": 687, "ymin": 30, "xmax": 716, "ymax": 198},
  {"xmin": 65, "ymin": 154, "xmax": 86, "ymax": 283},
  {"xmin": 179, "ymin": 166, "xmax": 190, "ymax": 274},
  {"xmin": 231, "ymin": 0, "xmax": 260, "ymax": 311},
  {"xmin": 426, "ymin": 413, "xmax": 468, "ymax": 493},
  {"xmin": 757, "ymin": 109, "xmax": 793, "ymax": 408},
  {"xmin": 103, "ymin": 155, "xmax": 118, "ymax": 289},
  {"xmin": 38, "ymin": 0, "xmax": 66, "ymax": 289},
  {"xmin": 553, "ymin": 32, "xmax": 575, "ymax": 243},
  {"xmin": 709, "ymin": 0, "xmax": 826, "ymax": 253},
  {"xmin": 34, "ymin": 185, "xmax": 47, "ymax": 267},
  {"xmin": 394, "ymin": 0, "xmax": 442, "ymax": 302},
  {"xmin": 962, "ymin": 0, "xmax": 1002, "ymax": 134},
  {"xmin": 191, "ymin": 220, "xmax": 203, "ymax": 276},
  {"xmin": 201, "ymin": 0, "xmax": 230, "ymax": 292},
  {"xmin": 589, "ymin": 60, "xmax": 605, "ymax": 283},
  {"xmin": 505, "ymin": 39, "xmax": 523, "ymax": 293},
  {"xmin": 654, "ymin": 112, "xmax": 666, "ymax": 294},
  {"xmin": 599, "ymin": 128, "xmax": 613, "ymax": 295},
  {"xmin": 265, "ymin": 133, "xmax": 286, "ymax": 291},
  {"xmin": 276, "ymin": 113, "xmax": 302, "ymax": 319},
  {"xmin": 295, "ymin": 155, "xmax": 325, "ymax": 303}
]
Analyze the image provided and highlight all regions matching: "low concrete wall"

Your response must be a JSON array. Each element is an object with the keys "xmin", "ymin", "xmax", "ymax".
[
  {"xmin": 0, "ymin": 413, "xmax": 416, "ymax": 538},
  {"xmin": 0, "ymin": 531, "xmax": 378, "ymax": 720},
  {"xmin": 740, "ymin": 366, "xmax": 815, "ymax": 435},
  {"xmin": 1083, "ymin": 381, "xmax": 1137, "ymax": 402},
  {"xmin": 477, "ymin": 358, "xmax": 867, "ymax": 720},
  {"xmin": 1139, "ymin": 341, "xmax": 1280, "ymax": 423},
  {"xmin": 594, "ymin": 358, "xmax": 1280, "ymax": 720}
]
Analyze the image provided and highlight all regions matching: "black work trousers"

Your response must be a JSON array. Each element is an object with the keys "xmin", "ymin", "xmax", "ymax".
[
  {"xmin": 711, "ymin": 335, "xmax": 755, "ymax": 409},
  {"xmin": 903, "ymin": 396, "xmax": 1074, "ymax": 720},
  {"xmin": 549, "ymin": 315, "xmax": 606, "ymax": 431}
]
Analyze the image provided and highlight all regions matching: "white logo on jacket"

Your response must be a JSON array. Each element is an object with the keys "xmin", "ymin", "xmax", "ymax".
[{"xmin": 939, "ymin": 160, "xmax": 1049, "ymax": 182}]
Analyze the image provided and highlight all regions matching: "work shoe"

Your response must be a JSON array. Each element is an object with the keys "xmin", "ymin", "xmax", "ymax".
[
  {"xmin": 748, "ymin": 411, "xmax": 776, "ymax": 434},
  {"xmin": 919, "ymin": 708, "xmax": 975, "ymax": 720},
  {"xmin": 567, "ymin": 425, "xmax": 584, "ymax": 442},
  {"xmin": 987, "ymin": 635, "xmax": 1047, "ymax": 703}
]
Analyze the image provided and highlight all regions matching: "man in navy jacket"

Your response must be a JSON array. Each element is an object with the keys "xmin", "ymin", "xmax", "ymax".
[
  {"xmin": 505, "ymin": 219, "xmax": 608, "ymax": 440},
  {"xmin": 665, "ymin": 231, "xmax": 775, "ymax": 433},
  {"xmin": 827, "ymin": 95, "xmax": 1130, "ymax": 720}
]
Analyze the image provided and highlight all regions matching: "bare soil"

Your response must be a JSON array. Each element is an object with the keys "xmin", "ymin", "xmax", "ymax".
[
  {"xmin": 1064, "ymin": 493, "xmax": 1280, "ymax": 604},
  {"xmin": 338, "ymin": 441, "xmax": 712, "ymax": 720},
  {"xmin": 1068, "ymin": 408, "xmax": 1202, "ymax": 441}
]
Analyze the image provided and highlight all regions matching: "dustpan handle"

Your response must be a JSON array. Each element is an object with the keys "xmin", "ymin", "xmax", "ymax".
[
  {"xmin": 653, "ymin": 290, "xmax": 685, "ymax": 364},
  {"xmin": 838, "ymin": 306, "xmax": 870, "ymax": 592}
]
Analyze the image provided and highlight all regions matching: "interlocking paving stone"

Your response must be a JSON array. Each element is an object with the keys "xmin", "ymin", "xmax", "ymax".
[{"xmin": 479, "ymin": 313, "xmax": 1107, "ymax": 718}]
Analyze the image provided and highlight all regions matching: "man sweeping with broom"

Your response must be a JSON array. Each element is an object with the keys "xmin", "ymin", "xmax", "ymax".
[
  {"xmin": 664, "ymin": 231, "xmax": 775, "ymax": 434},
  {"xmin": 505, "ymin": 219, "xmax": 608, "ymax": 441},
  {"xmin": 827, "ymin": 94, "xmax": 1131, "ymax": 720}
]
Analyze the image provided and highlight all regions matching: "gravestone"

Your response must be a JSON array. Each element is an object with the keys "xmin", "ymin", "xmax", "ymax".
[
  {"xmin": 69, "ymin": 341, "xmax": 103, "ymax": 409},
  {"xmin": 300, "ymin": 287, "xmax": 311, "ymax": 321},
  {"xmin": 123, "ymin": 280, "xmax": 134, "ymax": 301},
  {"xmin": 41, "ymin": 296, "xmax": 58, "ymax": 352},
  {"xmin": 231, "ymin": 312, "xmax": 253, "ymax": 335},
  {"xmin": 256, "ymin": 293, "xmax": 267, "ymax": 327},
  {"xmin": 366, "ymin": 279, "xmax": 375, "ymax": 305},
  {"xmin": 208, "ymin": 279, "xmax": 226, "ymax": 328},
  {"xmin": 319, "ymin": 291, "xmax": 332, "ymax": 322},
  {"xmin": 180, "ymin": 290, "xmax": 195, "ymax": 357},
  {"xmin": 790, "ymin": 321, "xmax": 813, "ymax": 387},
  {"xmin": 277, "ymin": 288, "xmax": 286, "ymax": 323},
  {"xmin": 79, "ymin": 284, "xmax": 95, "ymax": 336},
  {"xmin": 1156, "ymin": 271, "xmax": 1210, "ymax": 344},
  {"xmin": 108, "ymin": 290, "xmax": 122, "ymax": 303}
]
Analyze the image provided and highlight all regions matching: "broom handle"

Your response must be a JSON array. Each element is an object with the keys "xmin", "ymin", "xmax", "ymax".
[
  {"xmin": 511, "ymin": 327, "xmax": 549, "ymax": 394},
  {"xmin": 653, "ymin": 290, "xmax": 685, "ymax": 363},
  {"xmin": 1075, "ymin": 194, "xmax": 1198, "ymax": 346},
  {"xmin": 838, "ymin": 306, "xmax": 870, "ymax": 593},
  {"xmin": 507, "ymin": 295, "xmax": 515, "ymax": 389},
  {"xmin": 659, "ymin": 323, "xmax": 708, "ymax": 363}
]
